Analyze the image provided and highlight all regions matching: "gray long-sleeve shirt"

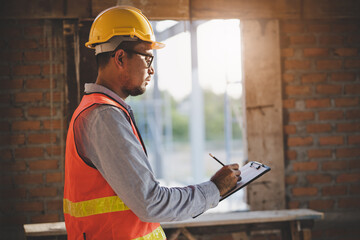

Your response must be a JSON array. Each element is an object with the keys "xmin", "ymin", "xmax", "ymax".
[{"xmin": 73, "ymin": 83, "xmax": 220, "ymax": 222}]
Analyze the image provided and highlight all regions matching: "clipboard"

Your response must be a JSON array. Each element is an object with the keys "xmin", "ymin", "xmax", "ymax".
[{"xmin": 220, "ymin": 161, "xmax": 271, "ymax": 201}]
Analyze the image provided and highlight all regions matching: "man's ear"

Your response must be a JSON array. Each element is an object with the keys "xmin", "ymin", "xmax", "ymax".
[{"xmin": 114, "ymin": 49, "xmax": 125, "ymax": 68}]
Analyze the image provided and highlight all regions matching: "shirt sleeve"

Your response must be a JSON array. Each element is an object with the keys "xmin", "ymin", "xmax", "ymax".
[{"xmin": 74, "ymin": 105, "xmax": 220, "ymax": 222}]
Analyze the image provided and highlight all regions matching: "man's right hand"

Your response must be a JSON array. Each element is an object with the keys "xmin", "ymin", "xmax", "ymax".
[{"xmin": 210, "ymin": 164, "xmax": 241, "ymax": 196}]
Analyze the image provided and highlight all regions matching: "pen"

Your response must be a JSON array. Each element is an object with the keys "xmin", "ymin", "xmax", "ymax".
[{"xmin": 209, "ymin": 153, "xmax": 225, "ymax": 166}]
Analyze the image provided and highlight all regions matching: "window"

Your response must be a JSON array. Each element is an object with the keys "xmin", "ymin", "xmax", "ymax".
[{"xmin": 128, "ymin": 20, "xmax": 247, "ymax": 212}]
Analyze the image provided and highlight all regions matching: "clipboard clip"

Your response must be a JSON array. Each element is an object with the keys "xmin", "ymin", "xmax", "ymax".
[{"xmin": 250, "ymin": 161, "xmax": 263, "ymax": 170}]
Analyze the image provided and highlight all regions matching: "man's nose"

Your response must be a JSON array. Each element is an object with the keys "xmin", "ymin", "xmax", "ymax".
[{"xmin": 148, "ymin": 66, "xmax": 155, "ymax": 75}]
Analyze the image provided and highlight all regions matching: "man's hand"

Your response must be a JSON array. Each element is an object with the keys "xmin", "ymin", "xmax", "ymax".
[{"xmin": 210, "ymin": 164, "xmax": 241, "ymax": 196}]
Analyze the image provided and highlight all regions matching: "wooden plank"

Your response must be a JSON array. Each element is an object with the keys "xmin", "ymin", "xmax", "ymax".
[
  {"xmin": 91, "ymin": 0, "xmax": 190, "ymax": 20},
  {"xmin": 190, "ymin": 0, "xmax": 301, "ymax": 20},
  {"xmin": 241, "ymin": 19, "xmax": 285, "ymax": 210},
  {"xmin": 23, "ymin": 209, "xmax": 323, "ymax": 236}
]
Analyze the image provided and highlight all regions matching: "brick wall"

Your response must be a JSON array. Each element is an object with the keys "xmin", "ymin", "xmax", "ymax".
[
  {"xmin": 281, "ymin": 20, "xmax": 360, "ymax": 239},
  {"xmin": 0, "ymin": 19, "xmax": 66, "ymax": 238}
]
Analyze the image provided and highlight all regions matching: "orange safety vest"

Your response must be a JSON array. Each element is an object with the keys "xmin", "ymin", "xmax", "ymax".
[{"xmin": 64, "ymin": 93, "xmax": 166, "ymax": 240}]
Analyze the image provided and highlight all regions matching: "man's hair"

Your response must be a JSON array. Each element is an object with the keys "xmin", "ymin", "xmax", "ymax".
[{"xmin": 96, "ymin": 40, "xmax": 141, "ymax": 70}]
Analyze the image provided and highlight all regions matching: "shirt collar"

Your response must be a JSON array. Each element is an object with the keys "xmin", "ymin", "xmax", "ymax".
[{"xmin": 84, "ymin": 83, "xmax": 130, "ymax": 110}]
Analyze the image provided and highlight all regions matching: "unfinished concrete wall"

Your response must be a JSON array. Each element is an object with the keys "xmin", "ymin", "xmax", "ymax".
[{"xmin": 0, "ymin": 19, "xmax": 66, "ymax": 238}]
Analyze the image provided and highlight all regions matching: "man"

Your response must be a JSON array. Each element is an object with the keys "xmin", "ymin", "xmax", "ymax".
[{"xmin": 63, "ymin": 6, "xmax": 241, "ymax": 240}]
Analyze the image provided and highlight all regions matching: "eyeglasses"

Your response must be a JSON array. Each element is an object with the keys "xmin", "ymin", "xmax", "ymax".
[{"xmin": 124, "ymin": 49, "xmax": 154, "ymax": 68}]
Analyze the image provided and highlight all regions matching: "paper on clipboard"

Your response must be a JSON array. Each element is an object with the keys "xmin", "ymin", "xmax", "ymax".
[{"xmin": 220, "ymin": 161, "xmax": 271, "ymax": 201}]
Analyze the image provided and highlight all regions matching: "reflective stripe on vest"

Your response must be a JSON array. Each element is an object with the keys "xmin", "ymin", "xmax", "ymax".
[
  {"xmin": 63, "ymin": 196, "xmax": 130, "ymax": 218},
  {"xmin": 133, "ymin": 226, "xmax": 166, "ymax": 240}
]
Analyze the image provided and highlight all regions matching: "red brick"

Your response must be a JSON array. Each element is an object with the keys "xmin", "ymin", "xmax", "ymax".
[
  {"xmin": 346, "ymin": 110, "xmax": 360, "ymax": 119},
  {"xmin": 47, "ymin": 200, "xmax": 63, "ymax": 211},
  {"xmin": 292, "ymin": 187, "xmax": 318, "ymax": 196},
  {"xmin": 0, "ymin": 149, "xmax": 12, "ymax": 160},
  {"xmin": 283, "ymin": 73, "xmax": 294, "ymax": 83},
  {"xmin": 2, "ymin": 79, "xmax": 23, "ymax": 89},
  {"xmin": 28, "ymin": 107, "xmax": 55, "ymax": 117},
  {"xmin": 349, "ymin": 160, "xmax": 360, "ymax": 169},
  {"xmin": 306, "ymin": 99, "xmax": 330, "ymax": 108},
  {"xmin": 286, "ymin": 85, "xmax": 311, "ymax": 95},
  {"xmin": 31, "ymin": 214, "xmax": 59, "ymax": 223},
  {"xmin": 316, "ymin": 60, "xmax": 342, "ymax": 70},
  {"xmin": 9, "ymin": 39, "xmax": 38, "ymax": 49},
  {"xmin": 334, "ymin": 48, "xmax": 358, "ymax": 57},
  {"xmin": 286, "ymin": 150, "xmax": 297, "ymax": 160},
  {"xmin": 337, "ymin": 173, "xmax": 360, "ymax": 183},
  {"xmin": 304, "ymin": 48, "xmax": 329, "ymax": 57},
  {"xmin": 14, "ymin": 147, "xmax": 44, "ymax": 159},
  {"xmin": 319, "ymin": 36, "xmax": 344, "ymax": 45},
  {"xmin": 46, "ymin": 146, "xmax": 62, "ymax": 156},
  {"xmin": 335, "ymin": 98, "xmax": 359, "ymax": 107},
  {"xmin": 319, "ymin": 136, "xmax": 344, "ymax": 145},
  {"xmin": 283, "ymin": 99, "xmax": 295, "ymax": 108},
  {"xmin": 46, "ymin": 172, "xmax": 63, "ymax": 183},
  {"xmin": 289, "ymin": 112, "xmax": 314, "ymax": 122},
  {"xmin": 286, "ymin": 175, "xmax": 298, "ymax": 184},
  {"xmin": 336, "ymin": 148, "xmax": 360, "ymax": 158},
  {"xmin": 331, "ymin": 72, "xmax": 356, "ymax": 82},
  {"xmin": 1, "ymin": 161, "xmax": 26, "ymax": 172},
  {"xmin": 29, "ymin": 159, "xmax": 58, "ymax": 170},
  {"xmin": 23, "ymin": 51, "xmax": 49, "ymax": 61},
  {"xmin": 284, "ymin": 60, "xmax": 311, "ymax": 70},
  {"xmin": 301, "ymin": 73, "xmax": 326, "ymax": 83},
  {"xmin": 29, "ymin": 187, "xmax": 57, "ymax": 197},
  {"xmin": 14, "ymin": 202, "xmax": 43, "ymax": 212},
  {"xmin": 13, "ymin": 174, "xmax": 43, "ymax": 185},
  {"xmin": 12, "ymin": 121, "xmax": 40, "ymax": 131},
  {"xmin": 293, "ymin": 162, "xmax": 318, "ymax": 171},
  {"xmin": 284, "ymin": 125, "xmax": 296, "ymax": 134},
  {"xmin": 319, "ymin": 110, "xmax": 343, "ymax": 120},
  {"xmin": 345, "ymin": 59, "xmax": 360, "ymax": 69},
  {"xmin": 307, "ymin": 124, "xmax": 331, "ymax": 133},
  {"xmin": 282, "ymin": 23, "xmax": 305, "ymax": 33},
  {"xmin": 307, "ymin": 174, "xmax": 332, "ymax": 184},
  {"xmin": 308, "ymin": 24, "xmax": 331, "ymax": 32},
  {"xmin": 0, "ymin": 134, "xmax": 25, "ymax": 145},
  {"xmin": 26, "ymin": 78, "xmax": 54, "ymax": 89},
  {"xmin": 0, "ymin": 122, "xmax": 10, "ymax": 131},
  {"xmin": 45, "ymin": 92, "xmax": 62, "ymax": 102},
  {"xmin": 0, "ymin": 65, "xmax": 10, "ymax": 75},
  {"xmin": 0, "ymin": 94, "xmax": 11, "ymax": 104},
  {"xmin": 347, "ymin": 34, "xmax": 360, "ymax": 44},
  {"xmin": 288, "ymin": 201, "xmax": 300, "ymax": 209},
  {"xmin": 316, "ymin": 84, "xmax": 342, "ymax": 95},
  {"xmin": 28, "ymin": 133, "xmax": 56, "ymax": 144},
  {"xmin": 332, "ymin": 24, "xmax": 358, "ymax": 32},
  {"xmin": 345, "ymin": 84, "xmax": 360, "ymax": 94},
  {"xmin": 12, "ymin": 65, "xmax": 41, "ymax": 75},
  {"xmin": 0, "ymin": 107, "xmax": 23, "ymax": 118},
  {"xmin": 24, "ymin": 26, "xmax": 44, "ymax": 36},
  {"xmin": 322, "ymin": 161, "xmax": 347, "ymax": 171},
  {"xmin": 322, "ymin": 186, "xmax": 347, "ymax": 196},
  {"xmin": 338, "ymin": 198, "xmax": 360, "ymax": 208},
  {"xmin": 3, "ymin": 188, "xmax": 27, "ymax": 199},
  {"xmin": 349, "ymin": 185, "xmax": 360, "ymax": 194},
  {"xmin": 308, "ymin": 149, "xmax": 332, "ymax": 159},
  {"xmin": 281, "ymin": 48, "xmax": 294, "ymax": 57},
  {"xmin": 289, "ymin": 35, "xmax": 316, "ymax": 45},
  {"xmin": 288, "ymin": 136, "xmax": 313, "ymax": 146},
  {"xmin": 43, "ymin": 119, "xmax": 63, "ymax": 130},
  {"xmin": 14, "ymin": 92, "xmax": 43, "ymax": 103},
  {"xmin": 337, "ymin": 123, "xmax": 360, "ymax": 132},
  {"xmin": 348, "ymin": 135, "xmax": 360, "ymax": 144},
  {"xmin": 42, "ymin": 64, "xmax": 63, "ymax": 75},
  {"xmin": 309, "ymin": 199, "xmax": 334, "ymax": 210}
]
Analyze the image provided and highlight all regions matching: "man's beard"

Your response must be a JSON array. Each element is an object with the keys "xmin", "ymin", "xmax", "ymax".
[{"xmin": 127, "ymin": 85, "xmax": 146, "ymax": 97}]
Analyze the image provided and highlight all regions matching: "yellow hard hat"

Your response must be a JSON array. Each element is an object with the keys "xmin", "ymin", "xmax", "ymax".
[{"xmin": 85, "ymin": 6, "xmax": 165, "ymax": 53}]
